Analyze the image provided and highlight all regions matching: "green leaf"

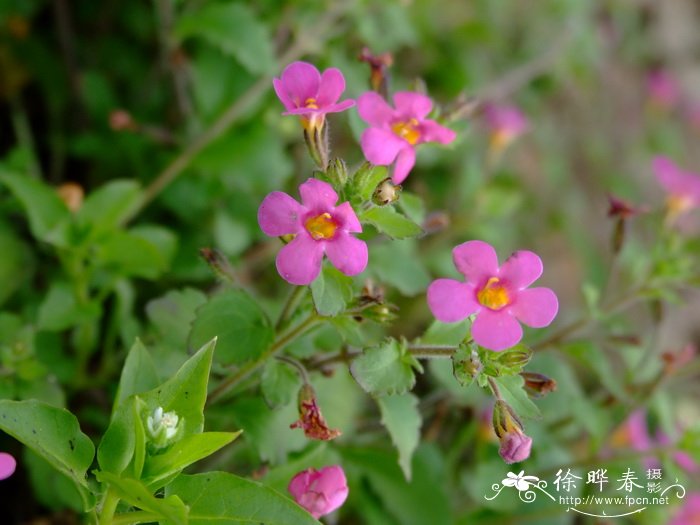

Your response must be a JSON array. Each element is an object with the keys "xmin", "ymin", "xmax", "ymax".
[
  {"xmin": 370, "ymin": 241, "xmax": 431, "ymax": 296},
  {"xmin": 114, "ymin": 339, "xmax": 159, "ymax": 411},
  {"xmin": 491, "ymin": 374, "xmax": 541, "ymax": 420},
  {"xmin": 97, "ymin": 396, "xmax": 144, "ymax": 477},
  {"xmin": 0, "ymin": 400, "xmax": 95, "ymax": 510},
  {"xmin": 0, "ymin": 171, "xmax": 70, "ymax": 244},
  {"xmin": 189, "ymin": 290, "xmax": 274, "ymax": 366},
  {"xmin": 352, "ymin": 163, "xmax": 389, "ymax": 202},
  {"xmin": 350, "ymin": 339, "xmax": 423, "ymax": 396},
  {"xmin": 75, "ymin": 180, "xmax": 141, "ymax": 237},
  {"xmin": 142, "ymin": 431, "xmax": 241, "ymax": 488},
  {"xmin": 37, "ymin": 281, "xmax": 100, "ymax": 331},
  {"xmin": 174, "ymin": 3, "xmax": 276, "ymax": 75},
  {"xmin": 310, "ymin": 265, "xmax": 353, "ymax": 317},
  {"xmin": 361, "ymin": 206, "xmax": 423, "ymax": 239},
  {"xmin": 377, "ymin": 393, "xmax": 421, "ymax": 480},
  {"xmin": 96, "ymin": 471, "xmax": 188, "ymax": 525},
  {"xmin": 261, "ymin": 359, "xmax": 301, "ymax": 409},
  {"xmin": 166, "ymin": 472, "xmax": 321, "ymax": 524},
  {"xmin": 94, "ymin": 230, "xmax": 171, "ymax": 279},
  {"xmin": 146, "ymin": 287, "xmax": 207, "ymax": 349},
  {"xmin": 397, "ymin": 192, "xmax": 426, "ymax": 224},
  {"xmin": 24, "ymin": 449, "xmax": 84, "ymax": 512}
]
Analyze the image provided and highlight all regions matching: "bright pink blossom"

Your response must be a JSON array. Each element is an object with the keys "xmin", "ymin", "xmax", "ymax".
[
  {"xmin": 653, "ymin": 156, "xmax": 700, "ymax": 218},
  {"xmin": 273, "ymin": 61, "xmax": 355, "ymax": 129},
  {"xmin": 258, "ymin": 178, "xmax": 367, "ymax": 285},
  {"xmin": 0, "ymin": 452, "xmax": 15, "ymax": 480},
  {"xmin": 357, "ymin": 91, "xmax": 456, "ymax": 184},
  {"xmin": 647, "ymin": 70, "xmax": 680, "ymax": 110},
  {"xmin": 668, "ymin": 492, "xmax": 700, "ymax": 525},
  {"xmin": 288, "ymin": 465, "xmax": 349, "ymax": 519},
  {"xmin": 427, "ymin": 240, "xmax": 558, "ymax": 351},
  {"xmin": 483, "ymin": 103, "xmax": 529, "ymax": 147}
]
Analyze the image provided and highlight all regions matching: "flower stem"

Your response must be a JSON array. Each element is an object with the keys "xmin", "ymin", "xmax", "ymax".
[
  {"xmin": 275, "ymin": 354, "xmax": 310, "ymax": 384},
  {"xmin": 488, "ymin": 377, "xmax": 503, "ymax": 400},
  {"xmin": 275, "ymin": 285, "xmax": 307, "ymax": 331},
  {"xmin": 207, "ymin": 314, "xmax": 321, "ymax": 405},
  {"xmin": 407, "ymin": 344, "xmax": 457, "ymax": 358},
  {"xmin": 98, "ymin": 488, "xmax": 120, "ymax": 525}
]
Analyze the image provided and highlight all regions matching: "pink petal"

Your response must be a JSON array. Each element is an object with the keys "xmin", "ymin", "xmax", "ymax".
[
  {"xmin": 392, "ymin": 146, "xmax": 416, "ymax": 184},
  {"xmin": 499, "ymin": 250, "xmax": 543, "ymax": 290},
  {"xmin": 419, "ymin": 120, "xmax": 457, "ymax": 144},
  {"xmin": 0, "ymin": 452, "xmax": 16, "ymax": 480},
  {"xmin": 282, "ymin": 107, "xmax": 323, "ymax": 116},
  {"xmin": 324, "ymin": 99, "xmax": 356, "ymax": 114},
  {"xmin": 325, "ymin": 232, "xmax": 368, "ymax": 276},
  {"xmin": 452, "ymin": 240, "xmax": 500, "ymax": 284},
  {"xmin": 427, "ymin": 278, "xmax": 479, "ymax": 322},
  {"xmin": 333, "ymin": 202, "xmax": 362, "ymax": 233},
  {"xmin": 258, "ymin": 191, "xmax": 304, "ymax": 236},
  {"xmin": 317, "ymin": 68, "xmax": 346, "ymax": 107},
  {"xmin": 360, "ymin": 128, "xmax": 404, "ymax": 165},
  {"xmin": 653, "ymin": 156, "xmax": 687, "ymax": 195},
  {"xmin": 512, "ymin": 287, "xmax": 558, "ymax": 328},
  {"xmin": 276, "ymin": 234, "xmax": 324, "ymax": 285},
  {"xmin": 314, "ymin": 465, "xmax": 347, "ymax": 495},
  {"xmin": 471, "ymin": 310, "xmax": 523, "ymax": 351},
  {"xmin": 272, "ymin": 78, "xmax": 295, "ymax": 112},
  {"xmin": 299, "ymin": 178, "xmax": 338, "ymax": 212},
  {"xmin": 279, "ymin": 62, "xmax": 321, "ymax": 106},
  {"xmin": 357, "ymin": 91, "xmax": 395, "ymax": 126},
  {"xmin": 625, "ymin": 411, "xmax": 653, "ymax": 451},
  {"xmin": 299, "ymin": 492, "xmax": 328, "ymax": 519},
  {"xmin": 288, "ymin": 469, "xmax": 314, "ymax": 500},
  {"xmin": 393, "ymin": 92, "xmax": 433, "ymax": 120}
]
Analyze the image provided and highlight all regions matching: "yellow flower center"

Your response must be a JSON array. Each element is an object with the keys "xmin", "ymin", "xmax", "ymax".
[
  {"xmin": 304, "ymin": 97, "xmax": 319, "ymax": 110},
  {"xmin": 477, "ymin": 277, "xmax": 510, "ymax": 310},
  {"xmin": 391, "ymin": 118, "xmax": 421, "ymax": 145},
  {"xmin": 305, "ymin": 213, "xmax": 338, "ymax": 240}
]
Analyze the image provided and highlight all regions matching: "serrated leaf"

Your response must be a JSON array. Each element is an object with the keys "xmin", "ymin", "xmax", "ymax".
[
  {"xmin": 189, "ymin": 289, "xmax": 274, "ymax": 366},
  {"xmin": 96, "ymin": 471, "xmax": 188, "ymax": 525},
  {"xmin": 492, "ymin": 374, "xmax": 541, "ymax": 420},
  {"xmin": 377, "ymin": 393, "xmax": 421, "ymax": 480},
  {"xmin": 174, "ymin": 4, "xmax": 275, "ymax": 75},
  {"xmin": 142, "ymin": 431, "xmax": 241, "ymax": 489},
  {"xmin": 310, "ymin": 265, "xmax": 353, "ymax": 316},
  {"xmin": 0, "ymin": 400, "xmax": 95, "ymax": 510},
  {"xmin": 0, "ymin": 171, "xmax": 70, "ymax": 245},
  {"xmin": 361, "ymin": 206, "xmax": 423, "ymax": 239},
  {"xmin": 166, "ymin": 472, "xmax": 321, "ymax": 524},
  {"xmin": 261, "ymin": 359, "xmax": 301, "ymax": 409},
  {"xmin": 350, "ymin": 339, "xmax": 423, "ymax": 395}
]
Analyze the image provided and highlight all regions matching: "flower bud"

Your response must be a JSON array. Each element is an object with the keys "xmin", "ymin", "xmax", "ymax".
[
  {"xmin": 496, "ymin": 346, "xmax": 532, "ymax": 369},
  {"xmin": 288, "ymin": 465, "xmax": 349, "ymax": 519},
  {"xmin": 0, "ymin": 452, "xmax": 16, "ymax": 480},
  {"xmin": 146, "ymin": 406, "xmax": 181, "ymax": 449},
  {"xmin": 56, "ymin": 182, "xmax": 84, "ymax": 213},
  {"xmin": 326, "ymin": 158, "xmax": 349, "ymax": 187},
  {"xmin": 372, "ymin": 178, "xmax": 401, "ymax": 206},
  {"xmin": 520, "ymin": 372, "xmax": 557, "ymax": 398},
  {"xmin": 492, "ymin": 400, "xmax": 532, "ymax": 464},
  {"xmin": 290, "ymin": 384, "xmax": 341, "ymax": 440}
]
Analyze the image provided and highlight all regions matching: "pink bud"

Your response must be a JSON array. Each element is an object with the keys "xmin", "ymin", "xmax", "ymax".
[
  {"xmin": 499, "ymin": 429, "xmax": 533, "ymax": 464},
  {"xmin": 288, "ymin": 465, "xmax": 349, "ymax": 519},
  {"xmin": 0, "ymin": 452, "xmax": 16, "ymax": 480}
]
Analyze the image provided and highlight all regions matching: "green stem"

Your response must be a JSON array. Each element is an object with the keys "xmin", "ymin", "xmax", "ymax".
[
  {"xmin": 487, "ymin": 377, "xmax": 503, "ymax": 400},
  {"xmin": 207, "ymin": 314, "xmax": 321, "ymax": 405},
  {"xmin": 407, "ymin": 344, "xmax": 457, "ymax": 358},
  {"xmin": 275, "ymin": 354, "xmax": 310, "ymax": 384},
  {"xmin": 111, "ymin": 511, "xmax": 160, "ymax": 525},
  {"xmin": 275, "ymin": 285, "xmax": 307, "ymax": 331},
  {"xmin": 98, "ymin": 488, "xmax": 120, "ymax": 525}
]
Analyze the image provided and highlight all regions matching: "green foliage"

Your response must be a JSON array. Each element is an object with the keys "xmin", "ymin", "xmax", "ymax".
[
  {"xmin": 491, "ymin": 375, "xmax": 541, "ymax": 421},
  {"xmin": 377, "ymin": 393, "xmax": 421, "ymax": 480},
  {"xmin": 310, "ymin": 265, "xmax": 354, "ymax": 316},
  {"xmin": 261, "ymin": 359, "xmax": 301, "ymax": 409},
  {"xmin": 351, "ymin": 338, "xmax": 424, "ymax": 396},
  {"xmin": 361, "ymin": 205, "xmax": 424, "ymax": 240}
]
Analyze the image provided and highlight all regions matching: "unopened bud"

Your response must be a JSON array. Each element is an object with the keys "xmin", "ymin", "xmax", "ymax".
[
  {"xmin": 56, "ymin": 182, "xmax": 84, "ymax": 213},
  {"xmin": 146, "ymin": 406, "xmax": 181, "ymax": 449},
  {"xmin": 520, "ymin": 372, "xmax": 557, "ymax": 398},
  {"xmin": 496, "ymin": 346, "xmax": 532, "ymax": 369},
  {"xmin": 361, "ymin": 303, "xmax": 398, "ymax": 324},
  {"xmin": 372, "ymin": 178, "xmax": 401, "ymax": 206},
  {"xmin": 492, "ymin": 400, "xmax": 532, "ymax": 464},
  {"xmin": 326, "ymin": 158, "xmax": 348, "ymax": 187},
  {"xmin": 359, "ymin": 47, "xmax": 393, "ymax": 98}
]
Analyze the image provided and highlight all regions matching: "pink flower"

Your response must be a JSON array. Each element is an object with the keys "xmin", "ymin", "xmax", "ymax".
[
  {"xmin": 482, "ymin": 103, "xmax": 529, "ymax": 149},
  {"xmin": 653, "ymin": 156, "xmax": 700, "ymax": 218},
  {"xmin": 288, "ymin": 465, "xmax": 349, "ymax": 519},
  {"xmin": 273, "ymin": 61, "xmax": 355, "ymax": 131},
  {"xmin": 357, "ymin": 91, "xmax": 456, "ymax": 184},
  {"xmin": 427, "ymin": 240, "xmax": 558, "ymax": 351},
  {"xmin": 0, "ymin": 452, "xmax": 15, "ymax": 480},
  {"xmin": 668, "ymin": 492, "xmax": 700, "ymax": 525},
  {"xmin": 258, "ymin": 178, "xmax": 368, "ymax": 285},
  {"xmin": 499, "ymin": 429, "xmax": 533, "ymax": 464},
  {"xmin": 647, "ymin": 70, "xmax": 680, "ymax": 110}
]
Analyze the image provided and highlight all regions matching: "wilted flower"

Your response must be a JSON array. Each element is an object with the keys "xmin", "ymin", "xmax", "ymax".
[
  {"xmin": 258, "ymin": 178, "xmax": 368, "ymax": 285},
  {"xmin": 290, "ymin": 384, "xmax": 341, "ymax": 441},
  {"xmin": 427, "ymin": 240, "xmax": 558, "ymax": 351},
  {"xmin": 0, "ymin": 452, "xmax": 16, "ymax": 480},
  {"xmin": 273, "ymin": 61, "xmax": 355, "ymax": 132},
  {"xmin": 520, "ymin": 372, "xmax": 557, "ymax": 398},
  {"xmin": 653, "ymin": 156, "xmax": 700, "ymax": 223},
  {"xmin": 357, "ymin": 91, "xmax": 456, "ymax": 184},
  {"xmin": 493, "ymin": 400, "xmax": 533, "ymax": 464},
  {"xmin": 288, "ymin": 465, "xmax": 349, "ymax": 519}
]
